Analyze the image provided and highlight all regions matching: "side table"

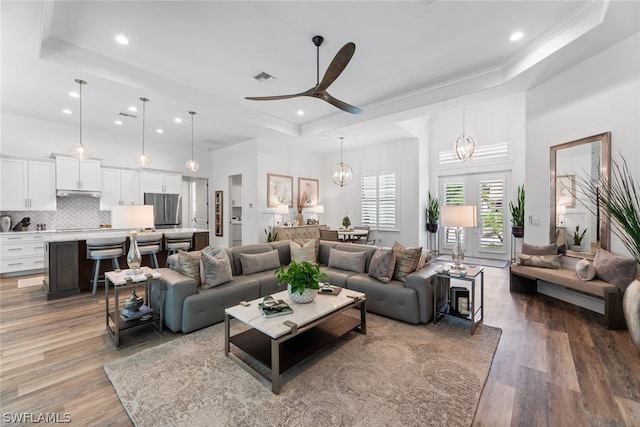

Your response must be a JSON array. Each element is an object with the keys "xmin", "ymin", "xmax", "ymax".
[
  {"xmin": 434, "ymin": 266, "xmax": 484, "ymax": 334},
  {"xmin": 105, "ymin": 267, "xmax": 164, "ymax": 347}
]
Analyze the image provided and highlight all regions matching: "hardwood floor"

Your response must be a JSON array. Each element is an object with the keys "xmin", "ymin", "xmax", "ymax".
[{"xmin": 1, "ymin": 267, "xmax": 638, "ymax": 426}]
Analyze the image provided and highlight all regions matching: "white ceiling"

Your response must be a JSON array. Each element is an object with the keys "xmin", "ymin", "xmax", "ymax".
[{"xmin": 2, "ymin": 1, "xmax": 639, "ymax": 153}]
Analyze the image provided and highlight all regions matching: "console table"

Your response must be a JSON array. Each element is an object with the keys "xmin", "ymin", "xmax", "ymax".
[{"xmin": 274, "ymin": 225, "xmax": 321, "ymax": 241}]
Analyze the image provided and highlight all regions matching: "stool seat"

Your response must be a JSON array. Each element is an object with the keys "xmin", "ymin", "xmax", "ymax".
[
  {"xmin": 137, "ymin": 231, "xmax": 163, "ymax": 269},
  {"xmin": 89, "ymin": 248, "xmax": 124, "ymax": 258},
  {"xmin": 166, "ymin": 241, "xmax": 191, "ymax": 250},
  {"xmin": 164, "ymin": 231, "xmax": 193, "ymax": 265},
  {"xmin": 87, "ymin": 236, "xmax": 126, "ymax": 295},
  {"xmin": 139, "ymin": 244, "xmax": 161, "ymax": 253}
]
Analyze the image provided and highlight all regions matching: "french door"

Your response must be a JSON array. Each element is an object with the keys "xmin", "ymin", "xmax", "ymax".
[{"xmin": 439, "ymin": 172, "xmax": 509, "ymax": 260}]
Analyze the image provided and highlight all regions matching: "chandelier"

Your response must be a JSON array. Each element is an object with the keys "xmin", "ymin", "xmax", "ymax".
[
  {"xmin": 185, "ymin": 111, "xmax": 199, "ymax": 172},
  {"xmin": 135, "ymin": 97, "xmax": 151, "ymax": 165},
  {"xmin": 452, "ymin": 107, "xmax": 476, "ymax": 161},
  {"xmin": 331, "ymin": 137, "xmax": 353, "ymax": 187},
  {"xmin": 69, "ymin": 79, "xmax": 91, "ymax": 159}
]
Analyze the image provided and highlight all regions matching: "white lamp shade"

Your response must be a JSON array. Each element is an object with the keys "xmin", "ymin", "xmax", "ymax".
[
  {"xmin": 275, "ymin": 204, "xmax": 289, "ymax": 214},
  {"xmin": 440, "ymin": 205, "xmax": 478, "ymax": 228},
  {"xmin": 111, "ymin": 205, "xmax": 155, "ymax": 229},
  {"xmin": 313, "ymin": 205, "xmax": 324, "ymax": 214}
]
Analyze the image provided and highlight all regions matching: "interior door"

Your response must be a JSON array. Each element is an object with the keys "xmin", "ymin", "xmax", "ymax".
[{"xmin": 193, "ymin": 178, "xmax": 209, "ymax": 229}]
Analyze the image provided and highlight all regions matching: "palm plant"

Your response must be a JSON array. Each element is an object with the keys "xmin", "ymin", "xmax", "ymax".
[
  {"xmin": 573, "ymin": 156, "xmax": 640, "ymax": 264},
  {"xmin": 509, "ymin": 185, "xmax": 525, "ymax": 226}
]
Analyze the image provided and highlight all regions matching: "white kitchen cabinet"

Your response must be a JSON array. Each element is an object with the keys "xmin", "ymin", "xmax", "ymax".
[
  {"xmin": 0, "ymin": 233, "xmax": 46, "ymax": 275},
  {"xmin": 55, "ymin": 156, "xmax": 101, "ymax": 191},
  {"xmin": 0, "ymin": 158, "xmax": 56, "ymax": 211},
  {"xmin": 140, "ymin": 170, "xmax": 182, "ymax": 194},
  {"xmin": 100, "ymin": 168, "xmax": 140, "ymax": 210}
]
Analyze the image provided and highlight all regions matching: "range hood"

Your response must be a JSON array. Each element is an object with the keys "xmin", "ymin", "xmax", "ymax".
[{"xmin": 56, "ymin": 189, "xmax": 102, "ymax": 197}]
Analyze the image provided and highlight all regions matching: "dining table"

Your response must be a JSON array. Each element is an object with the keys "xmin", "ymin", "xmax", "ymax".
[{"xmin": 336, "ymin": 229, "xmax": 369, "ymax": 242}]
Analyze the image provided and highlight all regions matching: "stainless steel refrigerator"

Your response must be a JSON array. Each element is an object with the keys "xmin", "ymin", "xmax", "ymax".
[{"xmin": 144, "ymin": 193, "xmax": 182, "ymax": 228}]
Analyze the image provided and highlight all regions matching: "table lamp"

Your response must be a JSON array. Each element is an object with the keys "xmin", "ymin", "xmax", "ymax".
[
  {"xmin": 111, "ymin": 205, "xmax": 155, "ymax": 275},
  {"xmin": 275, "ymin": 204, "xmax": 289, "ymax": 225},
  {"xmin": 440, "ymin": 205, "xmax": 477, "ymax": 270}
]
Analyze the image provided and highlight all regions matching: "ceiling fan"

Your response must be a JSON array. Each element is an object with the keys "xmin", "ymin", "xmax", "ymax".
[{"xmin": 245, "ymin": 35, "xmax": 363, "ymax": 114}]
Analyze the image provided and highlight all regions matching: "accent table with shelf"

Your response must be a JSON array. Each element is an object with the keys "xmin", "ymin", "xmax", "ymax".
[
  {"xmin": 105, "ymin": 267, "xmax": 164, "ymax": 347},
  {"xmin": 434, "ymin": 265, "xmax": 484, "ymax": 334}
]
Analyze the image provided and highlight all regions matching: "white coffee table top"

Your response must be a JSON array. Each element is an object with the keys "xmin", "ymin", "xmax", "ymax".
[
  {"xmin": 226, "ymin": 289, "xmax": 365, "ymax": 339},
  {"xmin": 105, "ymin": 267, "xmax": 161, "ymax": 285}
]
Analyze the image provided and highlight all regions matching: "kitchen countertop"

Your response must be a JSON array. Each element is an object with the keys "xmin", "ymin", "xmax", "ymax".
[{"xmin": 0, "ymin": 228, "xmax": 210, "ymax": 242}]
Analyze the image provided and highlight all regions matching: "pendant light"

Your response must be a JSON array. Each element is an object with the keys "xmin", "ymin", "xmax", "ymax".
[
  {"xmin": 70, "ymin": 79, "xmax": 91, "ymax": 159},
  {"xmin": 185, "ymin": 111, "xmax": 199, "ymax": 172},
  {"xmin": 331, "ymin": 137, "xmax": 353, "ymax": 187},
  {"xmin": 135, "ymin": 97, "xmax": 151, "ymax": 165},
  {"xmin": 452, "ymin": 107, "xmax": 476, "ymax": 161}
]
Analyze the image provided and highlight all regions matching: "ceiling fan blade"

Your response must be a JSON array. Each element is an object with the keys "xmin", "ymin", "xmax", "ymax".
[
  {"xmin": 323, "ymin": 93, "xmax": 362, "ymax": 114},
  {"xmin": 245, "ymin": 87, "xmax": 314, "ymax": 101},
  {"xmin": 317, "ymin": 42, "xmax": 355, "ymax": 92}
]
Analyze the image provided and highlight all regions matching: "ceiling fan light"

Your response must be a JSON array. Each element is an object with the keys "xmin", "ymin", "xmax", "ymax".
[{"xmin": 185, "ymin": 159, "xmax": 199, "ymax": 172}]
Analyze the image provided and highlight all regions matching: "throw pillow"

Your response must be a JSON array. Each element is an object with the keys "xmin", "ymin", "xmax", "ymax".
[
  {"xmin": 293, "ymin": 238, "xmax": 320, "ymax": 259},
  {"xmin": 593, "ymin": 248, "xmax": 638, "ymax": 291},
  {"xmin": 575, "ymin": 258, "xmax": 596, "ymax": 282},
  {"xmin": 328, "ymin": 248, "xmax": 367, "ymax": 273},
  {"xmin": 177, "ymin": 250, "xmax": 201, "ymax": 283},
  {"xmin": 417, "ymin": 250, "xmax": 433, "ymax": 270},
  {"xmin": 201, "ymin": 251, "xmax": 233, "ymax": 289},
  {"xmin": 238, "ymin": 250, "xmax": 281, "ymax": 275},
  {"xmin": 517, "ymin": 253, "xmax": 562, "ymax": 269},
  {"xmin": 290, "ymin": 240, "xmax": 316, "ymax": 263},
  {"xmin": 392, "ymin": 242, "xmax": 422, "ymax": 282},
  {"xmin": 522, "ymin": 242, "xmax": 558, "ymax": 255},
  {"xmin": 368, "ymin": 248, "xmax": 396, "ymax": 283},
  {"xmin": 199, "ymin": 246, "xmax": 221, "ymax": 285}
]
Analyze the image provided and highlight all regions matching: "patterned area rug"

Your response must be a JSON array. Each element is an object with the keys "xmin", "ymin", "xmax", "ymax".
[{"xmin": 104, "ymin": 313, "xmax": 501, "ymax": 427}]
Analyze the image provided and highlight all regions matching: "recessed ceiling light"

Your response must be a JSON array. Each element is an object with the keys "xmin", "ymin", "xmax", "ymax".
[
  {"xmin": 115, "ymin": 34, "xmax": 129, "ymax": 45},
  {"xmin": 509, "ymin": 31, "xmax": 524, "ymax": 42},
  {"xmin": 114, "ymin": 120, "xmax": 123, "ymax": 125},
  {"xmin": 69, "ymin": 91, "xmax": 79, "ymax": 98},
  {"xmin": 128, "ymin": 106, "xmax": 137, "ymax": 112},
  {"xmin": 156, "ymin": 129, "xmax": 164, "ymax": 134},
  {"xmin": 297, "ymin": 110, "xmax": 304, "ymax": 116},
  {"xmin": 62, "ymin": 109, "xmax": 72, "ymax": 114},
  {"xmin": 174, "ymin": 118, "xmax": 182, "ymax": 123}
]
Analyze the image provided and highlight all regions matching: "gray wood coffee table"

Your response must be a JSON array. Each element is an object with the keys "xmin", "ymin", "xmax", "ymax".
[{"xmin": 224, "ymin": 288, "xmax": 366, "ymax": 394}]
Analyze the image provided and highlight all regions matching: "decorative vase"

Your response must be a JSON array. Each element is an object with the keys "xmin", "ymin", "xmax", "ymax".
[
  {"xmin": 0, "ymin": 216, "xmax": 11, "ymax": 233},
  {"xmin": 126, "ymin": 230, "xmax": 142, "ymax": 275},
  {"xmin": 288, "ymin": 283, "xmax": 317, "ymax": 304},
  {"xmin": 123, "ymin": 290, "xmax": 144, "ymax": 311},
  {"xmin": 511, "ymin": 226, "xmax": 524, "ymax": 238},
  {"xmin": 426, "ymin": 223, "xmax": 439, "ymax": 233},
  {"xmin": 296, "ymin": 212, "xmax": 304, "ymax": 226},
  {"xmin": 623, "ymin": 279, "xmax": 640, "ymax": 353}
]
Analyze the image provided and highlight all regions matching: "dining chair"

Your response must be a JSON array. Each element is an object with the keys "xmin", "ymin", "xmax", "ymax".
[{"xmin": 320, "ymin": 229, "xmax": 339, "ymax": 241}]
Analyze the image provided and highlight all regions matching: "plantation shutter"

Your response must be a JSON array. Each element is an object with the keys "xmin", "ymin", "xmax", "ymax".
[
  {"xmin": 479, "ymin": 178, "xmax": 505, "ymax": 249},
  {"xmin": 443, "ymin": 182, "xmax": 465, "ymax": 245},
  {"xmin": 361, "ymin": 175, "xmax": 377, "ymax": 227},
  {"xmin": 360, "ymin": 171, "xmax": 397, "ymax": 230}
]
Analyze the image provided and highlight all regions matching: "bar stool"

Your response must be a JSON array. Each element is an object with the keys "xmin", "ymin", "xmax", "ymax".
[
  {"xmin": 137, "ymin": 231, "xmax": 163, "ymax": 269},
  {"xmin": 86, "ymin": 236, "xmax": 126, "ymax": 295},
  {"xmin": 164, "ymin": 231, "xmax": 193, "ymax": 263}
]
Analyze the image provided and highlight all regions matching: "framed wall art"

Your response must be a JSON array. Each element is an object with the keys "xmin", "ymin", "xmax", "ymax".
[
  {"xmin": 556, "ymin": 174, "xmax": 575, "ymax": 208},
  {"xmin": 214, "ymin": 190, "xmax": 223, "ymax": 236},
  {"xmin": 298, "ymin": 177, "xmax": 319, "ymax": 208},
  {"xmin": 267, "ymin": 173, "xmax": 293, "ymax": 208}
]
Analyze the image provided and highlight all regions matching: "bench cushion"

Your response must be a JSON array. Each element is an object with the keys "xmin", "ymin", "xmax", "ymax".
[{"xmin": 511, "ymin": 264, "xmax": 619, "ymax": 298}]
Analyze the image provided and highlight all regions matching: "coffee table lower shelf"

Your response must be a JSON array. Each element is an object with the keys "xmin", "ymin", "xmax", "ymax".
[{"xmin": 228, "ymin": 313, "xmax": 362, "ymax": 393}]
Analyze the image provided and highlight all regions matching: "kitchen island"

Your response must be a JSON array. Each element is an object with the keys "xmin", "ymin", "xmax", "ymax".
[{"xmin": 0, "ymin": 228, "xmax": 209, "ymax": 299}]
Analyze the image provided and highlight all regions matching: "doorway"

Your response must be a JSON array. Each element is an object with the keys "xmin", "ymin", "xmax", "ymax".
[
  {"xmin": 182, "ymin": 177, "xmax": 209, "ymax": 229},
  {"xmin": 229, "ymin": 174, "xmax": 243, "ymax": 247}
]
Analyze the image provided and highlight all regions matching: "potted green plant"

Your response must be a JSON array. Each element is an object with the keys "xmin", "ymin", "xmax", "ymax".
[
  {"xmin": 426, "ymin": 191, "xmax": 440, "ymax": 233},
  {"xmin": 569, "ymin": 225, "xmax": 587, "ymax": 252},
  {"xmin": 342, "ymin": 214, "xmax": 351, "ymax": 229},
  {"xmin": 275, "ymin": 260, "xmax": 328, "ymax": 304},
  {"xmin": 509, "ymin": 184, "xmax": 525, "ymax": 237},
  {"xmin": 264, "ymin": 226, "xmax": 278, "ymax": 242}
]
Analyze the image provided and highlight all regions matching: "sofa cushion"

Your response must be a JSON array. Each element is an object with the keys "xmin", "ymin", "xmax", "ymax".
[
  {"xmin": 575, "ymin": 258, "xmax": 596, "ymax": 282},
  {"xmin": 290, "ymin": 240, "xmax": 316, "ymax": 263},
  {"xmin": 517, "ymin": 253, "xmax": 562, "ymax": 269},
  {"xmin": 593, "ymin": 248, "xmax": 638, "ymax": 291},
  {"xmin": 293, "ymin": 238, "xmax": 320, "ymax": 260},
  {"xmin": 201, "ymin": 251, "xmax": 233, "ymax": 289},
  {"xmin": 392, "ymin": 242, "xmax": 422, "ymax": 282},
  {"xmin": 228, "ymin": 244, "xmax": 276, "ymax": 276},
  {"xmin": 522, "ymin": 242, "xmax": 558, "ymax": 255},
  {"xmin": 198, "ymin": 246, "xmax": 221, "ymax": 286},
  {"xmin": 328, "ymin": 248, "xmax": 367, "ymax": 273},
  {"xmin": 239, "ymin": 250, "xmax": 281, "ymax": 275},
  {"xmin": 177, "ymin": 250, "xmax": 201, "ymax": 283},
  {"xmin": 368, "ymin": 248, "xmax": 396, "ymax": 283},
  {"xmin": 319, "ymin": 266, "xmax": 358, "ymax": 287}
]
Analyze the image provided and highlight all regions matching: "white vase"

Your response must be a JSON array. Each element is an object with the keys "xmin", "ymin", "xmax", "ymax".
[
  {"xmin": 288, "ymin": 284, "xmax": 317, "ymax": 304},
  {"xmin": 623, "ymin": 279, "xmax": 640, "ymax": 353}
]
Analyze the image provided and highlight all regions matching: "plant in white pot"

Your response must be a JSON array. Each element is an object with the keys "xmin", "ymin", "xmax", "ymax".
[
  {"xmin": 570, "ymin": 225, "xmax": 587, "ymax": 252},
  {"xmin": 574, "ymin": 155, "xmax": 640, "ymax": 351},
  {"xmin": 275, "ymin": 261, "xmax": 329, "ymax": 304}
]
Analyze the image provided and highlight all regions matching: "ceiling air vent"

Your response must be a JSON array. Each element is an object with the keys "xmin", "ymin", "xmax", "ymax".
[{"xmin": 253, "ymin": 72, "xmax": 276, "ymax": 83}]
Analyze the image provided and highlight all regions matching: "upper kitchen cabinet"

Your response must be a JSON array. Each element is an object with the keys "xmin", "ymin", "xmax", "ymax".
[
  {"xmin": 54, "ymin": 155, "xmax": 101, "ymax": 191},
  {"xmin": 100, "ymin": 168, "xmax": 140, "ymax": 210},
  {"xmin": 0, "ymin": 157, "xmax": 57, "ymax": 211},
  {"xmin": 140, "ymin": 170, "xmax": 182, "ymax": 194}
]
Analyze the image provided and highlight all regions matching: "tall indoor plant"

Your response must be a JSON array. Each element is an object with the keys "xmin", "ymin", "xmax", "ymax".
[
  {"xmin": 574, "ymin": 155, "xmax": 640, "ymax": 351},
  {"xmin": 275, "ymin": 260, "xmax": 328, "ymax": 304},
  {"xmin": 426, "ymin": 191, "xmax": 440, "ymax": 233},
  {"xmin": 509, "ymin": 184, "xmax": 525, "ymax": 237}
]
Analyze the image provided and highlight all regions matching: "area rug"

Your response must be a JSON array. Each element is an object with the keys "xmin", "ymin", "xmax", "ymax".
[
  {"xmin": 435, "ymin": 255, "xmax": 509, "ymax": 269},
  {"xmin": 104, "ymin": 313, "xmax": 501, "ymax": 427}
]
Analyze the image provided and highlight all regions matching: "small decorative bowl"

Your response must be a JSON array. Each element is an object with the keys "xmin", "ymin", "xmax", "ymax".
[{"xmin": 123, "ymin": 290, "xmax": 144, "ymax": 311}]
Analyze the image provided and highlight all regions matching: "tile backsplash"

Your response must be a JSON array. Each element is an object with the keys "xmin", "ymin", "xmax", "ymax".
[{"xmin": 1, "ymin": 196, "xmax": 111, "ymax": 230}]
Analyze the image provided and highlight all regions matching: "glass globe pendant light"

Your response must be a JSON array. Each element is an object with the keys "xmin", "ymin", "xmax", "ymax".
[
  {"xmin": 452, "ymin": 107, "xmax": 476, "ymax": 161},
  {"xmin": 135, "ymin": 97, "xmax": 151, "ymax": 165},
  {"xmin": 185, "ymin": 111, "xmax": 199, "ymax": 172},
  {"xmin": 331, "ymin": 137, "xmax": 353, "ymax": 187},
  {"xmin": 70, "ymin": 79, "xmax": 91, "ymax": 159}
]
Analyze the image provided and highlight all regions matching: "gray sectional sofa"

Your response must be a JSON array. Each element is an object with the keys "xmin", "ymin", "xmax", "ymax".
[{"xmin": 156, "ymin": 240, "xmax": 438, "ymax": 333}]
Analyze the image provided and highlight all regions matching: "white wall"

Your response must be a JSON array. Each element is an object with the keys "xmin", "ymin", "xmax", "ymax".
[{"xmin": 526, "ymin": 32, "xmax": 640, "ymax": 257}]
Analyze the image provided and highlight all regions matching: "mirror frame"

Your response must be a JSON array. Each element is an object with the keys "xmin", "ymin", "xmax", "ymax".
[{"xmin": 550, "ymin": 132, "xmax": 611, "ymax": 254}]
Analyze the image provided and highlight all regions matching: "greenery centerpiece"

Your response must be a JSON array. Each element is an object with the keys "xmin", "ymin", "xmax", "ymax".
[
  {"xmin": 275, "ymin": 261, "xmax": 328, "ymax": 304},
  {"xmin": 342, "ymin": 214, "xmax": 351, "ymax": 229},
  {"xmin": 509, "ymin": 184, "xmax": 525, "ymax": 237},
  {"xmin": 426, "ymin": 191, "xmax": 440, "ymax": 233}
]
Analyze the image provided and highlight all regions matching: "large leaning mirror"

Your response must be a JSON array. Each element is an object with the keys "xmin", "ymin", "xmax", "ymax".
[{"xmin": 550, "ymin": 132, "xmax": 611, "ymax": 255}]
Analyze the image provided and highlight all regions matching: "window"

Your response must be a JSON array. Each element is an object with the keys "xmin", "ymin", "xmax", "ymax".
[
  {"xmin": 361, "ymin": 171, "xmax": 397, "ymax": 230},
  {"xmin": 479, "ymin": 178, "xmax": 505, "ymax": 249},
  {"xmin": 443, "ymin": 181, "xmax": 465, "ymax": 245},
  {"xmin": 438, "ymin": 141, "xmax": 509, "ymax": 166}
]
